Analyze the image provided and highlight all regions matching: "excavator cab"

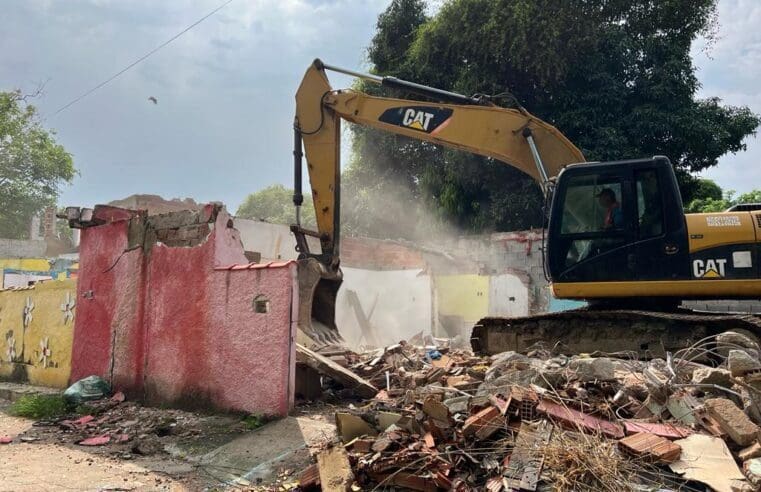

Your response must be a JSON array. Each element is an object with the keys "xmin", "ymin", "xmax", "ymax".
[{"xmin": 546, "ymin": 157, "xmax": 690, "ymax": 289}]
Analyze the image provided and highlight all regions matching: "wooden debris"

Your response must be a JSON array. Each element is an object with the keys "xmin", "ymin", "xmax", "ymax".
[{"xmin": 296, "ymin": 343, "xmax": 378, "ymax": 398}]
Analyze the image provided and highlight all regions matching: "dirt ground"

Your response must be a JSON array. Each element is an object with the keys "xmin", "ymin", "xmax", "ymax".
[
  {"xmin": 0, "ymin": 400, "xmax": 213, "ymax": 491},
  {"xmin": 0, "ymin": 399, "xmax": 339, "ymax": 491}
]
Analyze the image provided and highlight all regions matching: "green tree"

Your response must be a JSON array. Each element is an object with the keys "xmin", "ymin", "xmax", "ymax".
[
  {"xmin": 736, "ymin": 190, "xmax": 761, "ymax": 204},
  {"xmin": 686, "ymin": 187, "xmax": 761, "ymax": 213},
  {"xmin": 691, "ymin": 178, "xmax": 723, "ymax": 202},
  {"xmin": 346, "ymin": 0, "xmax": 759, "ymax": 237},
  {"xmin": 0, "ymin": 91, "xmax": 75, "ymax": 239},
  {"xmin": 236, "ymin": 184, "xmax": 315, "ymax": 227}
]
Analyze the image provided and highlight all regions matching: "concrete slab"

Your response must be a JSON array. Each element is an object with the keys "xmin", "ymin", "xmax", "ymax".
[
  {"xmin": 197, "ymin": 415, "xmax": 336, "ymax": 485},
  {"xmin": 0, "ymin": 382, "xmax": 61, "ymax": 402}
]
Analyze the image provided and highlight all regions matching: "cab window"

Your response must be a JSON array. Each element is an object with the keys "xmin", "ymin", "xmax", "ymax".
[
  {"xmin": 560, "ymin": 175, "xmax": 624, "ymax": 234},
  {"xmin": 558, "ymin": 174, "xmax": 626, "ymax": 270},
  {"xmin": 635, "ymin": 169, "xmax": 663, "ymax": 238}
]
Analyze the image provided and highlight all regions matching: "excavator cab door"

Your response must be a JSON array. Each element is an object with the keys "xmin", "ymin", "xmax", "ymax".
[{"xmin": 546, "ymin": 157, "xmax": 689, "ymax": 285}]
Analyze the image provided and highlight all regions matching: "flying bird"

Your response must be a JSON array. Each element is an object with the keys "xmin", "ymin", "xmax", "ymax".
[{"xmin": 148, "ymin": 96, "xmax": 158, "ymax": 104}]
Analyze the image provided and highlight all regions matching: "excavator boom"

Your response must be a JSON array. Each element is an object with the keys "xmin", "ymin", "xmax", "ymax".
[{"xmin": 294, "ymin": 59, "xmax": 584, "ymax": 266}]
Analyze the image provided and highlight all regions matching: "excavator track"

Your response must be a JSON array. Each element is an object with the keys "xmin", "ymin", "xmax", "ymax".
[{"xmin": 471, "ymin": 308, "xmax": 761, "ymax": 357}]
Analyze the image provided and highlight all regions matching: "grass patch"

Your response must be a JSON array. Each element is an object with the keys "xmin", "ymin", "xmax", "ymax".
[
  {"xmin": 9, "ymin": 394, "xmax": 69, "ymax": 420},
  {"xmin": 241, "ymin": 414, "xmax": 271, "ymax": 430}
]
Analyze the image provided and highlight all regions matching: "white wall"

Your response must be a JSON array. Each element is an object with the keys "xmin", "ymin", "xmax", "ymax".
[
  {"xmin": 2, "ymin": 272, "xmax": 53, "ymax": 289},
  {"xmin": 234, "ymin": 218, "xmax": 319, "ymax": 261},
  {"xmin": 336, "ymin": 267, "xmax": 432, "ymax": 350},
  {"xmin": 488, "ymin": 273, "xmax": 530, "ymax": 317}
]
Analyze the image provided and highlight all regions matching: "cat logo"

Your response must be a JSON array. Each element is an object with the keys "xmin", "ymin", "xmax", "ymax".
[
  {"xmin": 693, "ymin": 258, "xmax": 727, "ymax": 278},
  {"xmin": 402, "ymin": 109, "xmax": 435, "ymax": 131},
  {"xmin": 378, "ymin": 106, "xmax": 454, "ymax": 134}
]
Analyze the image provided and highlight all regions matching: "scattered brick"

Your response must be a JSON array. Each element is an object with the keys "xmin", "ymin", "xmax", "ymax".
[
  {"xmin": 623, "ymin": 421, "xmax": 692, "ymax": 439},
  {"xmin": 537, "ymin": 399, "xmax": 624, "ymax": 439},
  {"xmin": 618, "ymin": 432, "xmax": 681, "ymax": 463},
  {"xmin": 463, "ymin": 406, "xmax": 501, "ymax": 438},
  {"xmin": 299, "ymin": 464, "xmax": 320, "ymax": 490}
]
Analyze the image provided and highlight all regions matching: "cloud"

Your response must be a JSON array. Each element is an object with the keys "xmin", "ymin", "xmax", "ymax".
[{"xmin": 0, "ymin": 0, "xmax": 390, "ymax": 210}]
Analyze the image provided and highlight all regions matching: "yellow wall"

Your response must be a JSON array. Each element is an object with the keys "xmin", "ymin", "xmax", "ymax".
[
  {"xmin": 435, "ymin": 274, "xmax": 490, "ymax": 321},
  {"xmin": 0, "ymin": 279, "xmax": 76, "ymax": 388},
  {"xmin": 0, "ymin": 258, "xmax": 51, "ymax": 272}
]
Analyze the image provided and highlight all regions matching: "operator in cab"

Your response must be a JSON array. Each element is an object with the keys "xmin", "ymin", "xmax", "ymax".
[{"xmin": 597, "ymin": 188, "xmax": 623, "ymax": 230}]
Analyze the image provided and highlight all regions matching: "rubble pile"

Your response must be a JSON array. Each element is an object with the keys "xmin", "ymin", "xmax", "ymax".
[
  {"xmin": 303, "ymin": 332, "xmax": 761, "ymax": 491},
  {"xmin": 32, "ymin": 392, "xmax": 228, "ymax": 457}
]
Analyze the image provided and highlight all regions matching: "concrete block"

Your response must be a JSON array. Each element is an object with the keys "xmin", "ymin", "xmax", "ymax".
[
  {"xmin": 692, "ymin": 367, "xmax": 732, "ymax": 388},
  {"xmin": 704, "ymin": 398, "xmax": 761, "ymax": 446},
  {"xmin": 568, "ymin": 357, "xmax": 616, "ymax": 381},
  {"xmin": 729, "ymin": 350, "xmax": 761, "ymax": 377}
]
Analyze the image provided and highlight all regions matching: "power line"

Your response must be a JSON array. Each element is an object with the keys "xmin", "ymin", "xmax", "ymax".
[{"xmin": 52, "ymin": 0, "xmax": 234, "ymax": 116}]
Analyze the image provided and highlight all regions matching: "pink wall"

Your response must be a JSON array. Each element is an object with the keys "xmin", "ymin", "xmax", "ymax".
[{"xmin": 70, "ymin": 205, "xmax": 296, "ymax": 416}]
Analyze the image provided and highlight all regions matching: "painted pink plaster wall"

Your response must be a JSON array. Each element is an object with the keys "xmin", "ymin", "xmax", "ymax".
[{"xmin": 70, "ymin": 205, "xmax": 297, "ymax": 416}]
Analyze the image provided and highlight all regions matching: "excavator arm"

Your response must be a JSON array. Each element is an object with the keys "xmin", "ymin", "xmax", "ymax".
[
  {"xmin": 293, "ymin": 59, "xmax": 585, "ymax": 268},
  {"xmin": 292, "ymin": 59, "xmax": 584, "ymax": 347}
]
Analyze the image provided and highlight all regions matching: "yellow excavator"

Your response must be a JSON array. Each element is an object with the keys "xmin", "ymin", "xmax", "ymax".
[{"xmin": 292, "ymin": 59, "xmax": 761, "ymax": 355}]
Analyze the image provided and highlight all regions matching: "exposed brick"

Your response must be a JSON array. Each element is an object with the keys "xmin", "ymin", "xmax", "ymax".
[
  {"xmin": 704, "ymin": 398, "xmax": 761, "ymax": 446},
  {"xmin": 537, "ymin": 399, "xmax": 624, "ymax": 439},
  {"xmin": 463, "ymin": 406, "xmax": 502, "ymax": 438},
  {"xmin": 299, "ymin": 464, "xmax": 320, "ymax": 489},
  {"xmin": 618, "ymin": 432, "xmax": 681, "ymax": 463}
]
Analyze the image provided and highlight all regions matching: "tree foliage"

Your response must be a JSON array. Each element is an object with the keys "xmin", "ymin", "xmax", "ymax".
[
  {"xmin": 686, "ymin": 188, "xmax": 761, "ymax": 213},
  {"xmin": 345, "ymin": 0, "xmax": 759, "ymax": 237},
  {"xmin": 0, "ymin": 91, "xmax": 75, "ymax": 239},
  {"xmin": 236, "ymin": 184, "xmax": 315, "ymax": 227}
]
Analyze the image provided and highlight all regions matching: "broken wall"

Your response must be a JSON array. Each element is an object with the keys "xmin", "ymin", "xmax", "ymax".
[
  {"xmin": 0, "ymin": 279, "xmax": 76, "ymax": 388},
  {"xmin": 70, "ymin": 205, "xmax": 297, "ymax": 416},
  {"xmin": 234, "ymin": 219, "xmax": 560, "ymax": 346},
  {"xmin": 336, "ymin": 267, "xmax": 432, "ymax": 349}
]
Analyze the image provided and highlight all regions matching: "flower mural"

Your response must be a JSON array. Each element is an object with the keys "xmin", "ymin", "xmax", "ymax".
[
  {"xmin": 5, "ymin": 335, "xmax": 16, "ymax": 363},
  {"xmin": 38, "ymin": 337, "xmax": 52, "ymax": 368},
  {"xmin": 23, "ymin": 297, "xmax": 34, "ymax": 328},
  {"xmin": 61, "ymin": 292, "xmax": 76, "ymax": 324}
]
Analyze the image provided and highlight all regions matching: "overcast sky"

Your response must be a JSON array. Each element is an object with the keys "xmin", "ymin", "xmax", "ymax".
[{"xmin": 1, "ymin": 0, "xmax": 759, "ymax": 211}]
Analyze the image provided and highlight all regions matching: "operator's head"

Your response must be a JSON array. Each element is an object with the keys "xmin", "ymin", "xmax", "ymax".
[{"xmin": 596, "ymin": 188, "xmax": 616, "ymax": 207}]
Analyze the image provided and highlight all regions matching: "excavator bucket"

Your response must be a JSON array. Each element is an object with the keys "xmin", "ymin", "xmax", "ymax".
[{"xmin": 295, "ymin": 258, "xmax": 345, "ymax": 348}]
